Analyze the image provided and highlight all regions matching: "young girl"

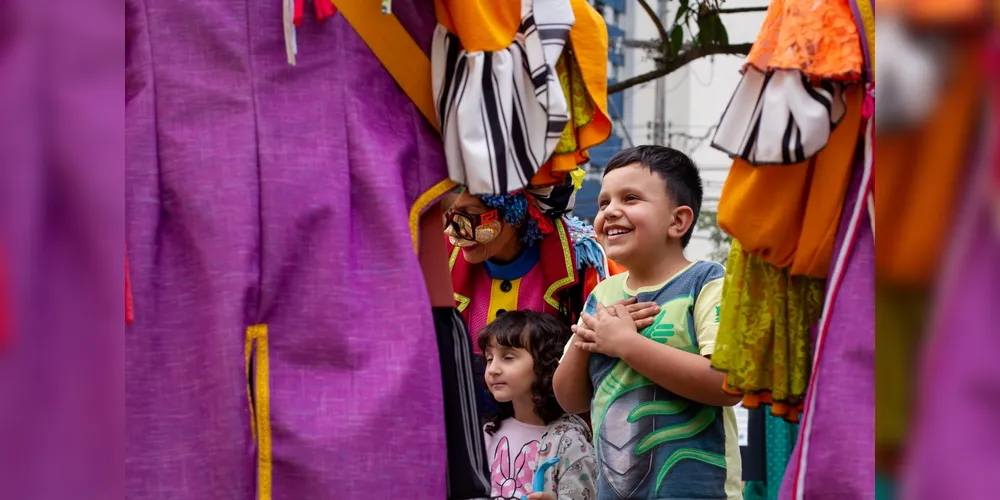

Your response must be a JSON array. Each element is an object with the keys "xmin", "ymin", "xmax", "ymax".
[{"xmin": 478, "ymin": 310, "xmax": 597, "ymax": 500}]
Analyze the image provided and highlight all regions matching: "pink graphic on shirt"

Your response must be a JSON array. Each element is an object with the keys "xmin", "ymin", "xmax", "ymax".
[{"xmin": 490, "ymin": 436, "xmax": 540, "ymax": 499}]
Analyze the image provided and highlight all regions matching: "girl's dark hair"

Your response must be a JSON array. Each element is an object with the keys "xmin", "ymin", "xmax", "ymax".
[{"xmin": 477, "ymin": 310, "xmax": 572, "ymax": 435}]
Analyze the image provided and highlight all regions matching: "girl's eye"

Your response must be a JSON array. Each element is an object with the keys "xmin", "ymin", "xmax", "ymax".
[
  {"xmin": 503, "ymin": 355, "xmax": 515, "ymax": 361},
  {"xmin": 484, "ymin": 357, "xmax": 493, "ymax": 363}
]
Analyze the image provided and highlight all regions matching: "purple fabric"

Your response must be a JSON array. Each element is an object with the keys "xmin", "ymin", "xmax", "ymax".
[
  {"xmin": 0, "ymin": 0, "xmax": 124, "ymax": 496},
  {"xmin": 779, "ymin": 159, "xmax": 875, "ymax": 500},
  {"xmin": 126, "ymin": 2, "xmax": 448, "ymax": 498},
  {"xmin": 902, "ymin": 152, "xmax": 1000, "ymax": 499}
]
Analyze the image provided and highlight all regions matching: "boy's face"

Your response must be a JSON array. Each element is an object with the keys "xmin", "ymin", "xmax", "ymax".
[{"xmin": 595, "ymin": 164, "xmax": 686, "ymax": 267}]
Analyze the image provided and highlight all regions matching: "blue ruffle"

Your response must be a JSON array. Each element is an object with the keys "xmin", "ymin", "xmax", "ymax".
[{"xmin": 564, "ymin": 216, "xmax": 607, "ymax": 279}]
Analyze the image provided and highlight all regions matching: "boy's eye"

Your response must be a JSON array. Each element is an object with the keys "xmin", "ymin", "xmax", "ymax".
[
  {"xmin": 625, "ymin": 194, "xmax": 639, "ymax": 202},
  {"xmin": 598, "ymin": 200, "xmax": 609, "ymax": 209}
]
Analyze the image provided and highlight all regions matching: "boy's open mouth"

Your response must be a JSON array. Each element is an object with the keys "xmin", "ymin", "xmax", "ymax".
[{"xmin": 604, "ymin": 225, "xmax": 633, "ymax": 240}]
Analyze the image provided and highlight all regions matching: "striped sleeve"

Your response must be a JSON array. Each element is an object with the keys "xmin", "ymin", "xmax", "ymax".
[{"xmin": 431, "ymin": 0, "xmax": 575, "ymax": 195}]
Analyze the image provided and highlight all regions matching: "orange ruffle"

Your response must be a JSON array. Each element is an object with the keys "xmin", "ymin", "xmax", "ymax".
[
  {"xmin": 746, "ymin": 0, "xmax": 863, "ymax": 80},
  {"xmin": 723, "ymin": 376, "xmax": 801, "ymax": 423},
  {"xmin": 717, "ymin": 85, "xmax": 863, "ymax": 278},
  {"xmin": 879, "ymin": 0, "xmax": 986, "ymax": 25},
  {"xmin": 876, "ymin": 42, "xmax": 983, "ymax": 288},
  {"xmin": 433, "ymin": 0, "xmax": 521, "ymax": 53}
]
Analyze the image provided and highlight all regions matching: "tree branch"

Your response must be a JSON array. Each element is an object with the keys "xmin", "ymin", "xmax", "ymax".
[
  {"xmin": 717, "ymin": 6, "xmax": 769, "ymax": 14},
  {"xmin": 636, "ymin": 0, "xmax": 670, "ymax": 58},
  {"xmin": 608, "ymin": 42, "xmax": 753, "ymax": 94}
]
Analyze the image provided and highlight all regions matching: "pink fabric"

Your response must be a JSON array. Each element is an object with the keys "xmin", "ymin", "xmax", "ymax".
[{"xmin": 485, "ymin": 418, "xmax": 545, "ymax": 498}]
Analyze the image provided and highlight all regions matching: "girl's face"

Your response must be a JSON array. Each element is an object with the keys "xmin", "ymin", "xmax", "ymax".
[{"xmin": 482, "ymin": 344, "xmax": 536, "ymax": 404}]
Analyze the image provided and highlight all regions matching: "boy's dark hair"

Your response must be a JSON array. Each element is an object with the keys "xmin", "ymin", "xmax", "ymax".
[
  {"xmin": 603, "ymin": 145, "xmax": 703, "ymax": 247},
  {"xmin": 476, "ymin": 310, "xmax": 571, "ymax": 435}
]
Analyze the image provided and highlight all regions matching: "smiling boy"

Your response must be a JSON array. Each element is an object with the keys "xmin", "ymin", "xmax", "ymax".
[{"xmin": 553, "ymin": 146, "xmax": 743, "ymax": 500}]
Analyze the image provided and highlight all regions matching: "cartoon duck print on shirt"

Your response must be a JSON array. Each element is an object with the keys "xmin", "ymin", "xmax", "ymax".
[{"xmin": 489, "ymin": 437, "xmax": 541, "ymax": 499}]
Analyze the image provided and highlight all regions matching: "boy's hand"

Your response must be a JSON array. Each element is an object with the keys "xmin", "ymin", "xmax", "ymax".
[
  {"xmin": 573, "ymin": 302, "xmax": 641, "ymax": 358},
  {"xmin": 610, "ymin": 297, "xmax": 660, "ymax": 330}
]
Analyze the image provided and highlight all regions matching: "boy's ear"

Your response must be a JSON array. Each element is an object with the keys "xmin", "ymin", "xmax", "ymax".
[{"xmin": 669, "ymin": 206, "xmax": 695, "ymax": 241}]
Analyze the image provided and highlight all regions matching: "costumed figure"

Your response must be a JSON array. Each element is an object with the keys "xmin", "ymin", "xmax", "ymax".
[
  {"xmin": 708, "ymin": 0, "xmax": 876, "ymax": 498},
  {"xmin": 430, "ymin": 0, "xmax": 619, "ymax": 420},
  {"xmin": 445, "ymin": 177, "xmax": 619, "ymax": 416},
  {"xmin": 125, "ymin": 0, "xmax": 615, "ymax": 498}
]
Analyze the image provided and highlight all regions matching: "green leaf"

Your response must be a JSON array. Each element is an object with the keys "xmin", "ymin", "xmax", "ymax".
[
  {"xmin": 670, "ymin": 27, "xmax": 684, "ymax": 57},
  {"xmin": 673, "ymin": 4, "xmax": 688, "ymax": 25},
  {"xmin": 713, "ymin": 15, "xmax": 728, "ymax": 45}
]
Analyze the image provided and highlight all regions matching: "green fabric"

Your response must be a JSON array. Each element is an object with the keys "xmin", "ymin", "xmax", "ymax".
[{"xmin": 744, "ymin": 414, "xmax": 799, "ymax": 500}]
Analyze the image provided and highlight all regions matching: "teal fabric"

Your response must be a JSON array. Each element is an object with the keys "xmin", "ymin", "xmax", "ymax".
[
  {"xmin": 744, "ymin": 414, "xmax": 799, "ymax": 500},
  {"xmin": 875, "ymin": 473, "xmax": 895, "ymax": 500}
]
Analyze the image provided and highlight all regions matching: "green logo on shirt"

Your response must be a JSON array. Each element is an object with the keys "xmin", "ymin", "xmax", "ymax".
[{"xmin": 715, "ymin": 305, "xmax": 721, "ymax": 323}]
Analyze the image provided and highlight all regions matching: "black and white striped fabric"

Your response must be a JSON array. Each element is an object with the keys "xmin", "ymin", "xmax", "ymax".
[
  {"xmin": 712, "ymin": 68, "xmax": 848, "ymax": 165},
  {"xmin": 431, "ymin": 0, "xmax": 574, "ymax": 195},
  {"xmin": 527, "ymin": 176, "xmax": 577, "ymax": 217}
]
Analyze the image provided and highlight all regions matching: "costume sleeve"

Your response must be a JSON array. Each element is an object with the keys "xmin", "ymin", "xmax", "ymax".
[
  {"xmin": 432, "ymin": 0, "xmax": 610, "ymax": 195},
  {"xmin": 693, "ymin": 277, "xmax": 724, "ymax": 357},
  {"xmin": 549, "ymin": 428, "xmax": 598, "ymax": 500}
]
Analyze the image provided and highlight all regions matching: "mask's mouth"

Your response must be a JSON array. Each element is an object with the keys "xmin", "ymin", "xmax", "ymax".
[
  {"xmin": 444, "ymin": 219, "xmax": 502, "ymax": 247},
  {"xmin": 449, "ymin": 235, "xmax": 478, "ymax": 248}
]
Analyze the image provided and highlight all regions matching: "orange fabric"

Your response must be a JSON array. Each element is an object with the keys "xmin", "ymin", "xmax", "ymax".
[
  {"xmin": 879, "ymin": 0, "xmax": 985, "ymax": 24},
  {"xmin": 433, "ymin": 0, "xmax": 521, "ymax": 53},
  {"xmin": 567, "ymin": 0, "xmax": 610, "ymax": 143},
  {"xmin": 876, "ymin": 43, "xmax": 983, "ymax": 288},
  {"xmin": 724, "ymin": 377, "xmax": 801, "ymax": 423},
  {"xmin": 789, "ymin": 86, "xmax": 864, "ymax": 277},
  {"xmin": 606, "ymin": 258, "xmax": 627, "ymax": 277},
  {"xmin": 718, "ymin": 86, "xmax": 863, "ymax": 275},
  {"xmin": 747, "ymin": 0, "xmax": 863, "ymax": 80}
]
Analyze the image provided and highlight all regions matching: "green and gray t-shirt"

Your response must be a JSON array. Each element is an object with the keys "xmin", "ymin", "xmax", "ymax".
[{"xmin": 572, "ymin": 261, "xmax": 742, "ymax": 500}]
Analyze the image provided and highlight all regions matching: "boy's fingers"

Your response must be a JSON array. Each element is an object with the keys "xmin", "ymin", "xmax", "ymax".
[
  {"xmin": 595, "ymin": 302, "xmax": 611, "ymax": 318},
  {"xmin": 574, "ymin": 326, "xmax": 595, "ymax": 342},
  {"xmin": 626, "ymin": 301, "xmax": 659, "ymax": 313},
  {"xmin": 580, "ymin": 312, "xmax": 598, "ymax": 329},
  {"xmin": 612, "ymin": 302, "xmax": 631, "ymax": 319},
  {"xmin": 630, "ymin": 305, "xmax": 660, "ymax": 321},
  {"xmin": 635, "ymin": 318, "xmax": 655, "ymax": 330}
]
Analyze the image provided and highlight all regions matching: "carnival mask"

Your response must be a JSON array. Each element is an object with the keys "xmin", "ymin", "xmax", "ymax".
[{"xmin": 444, "ymin": 209, "xmax": 502, "ymax": 247}]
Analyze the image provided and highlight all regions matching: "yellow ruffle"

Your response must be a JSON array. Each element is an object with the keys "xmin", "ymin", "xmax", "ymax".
[{"xmin": 712, "ymin": 239, "xmax": 825, "ymax": 422}]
